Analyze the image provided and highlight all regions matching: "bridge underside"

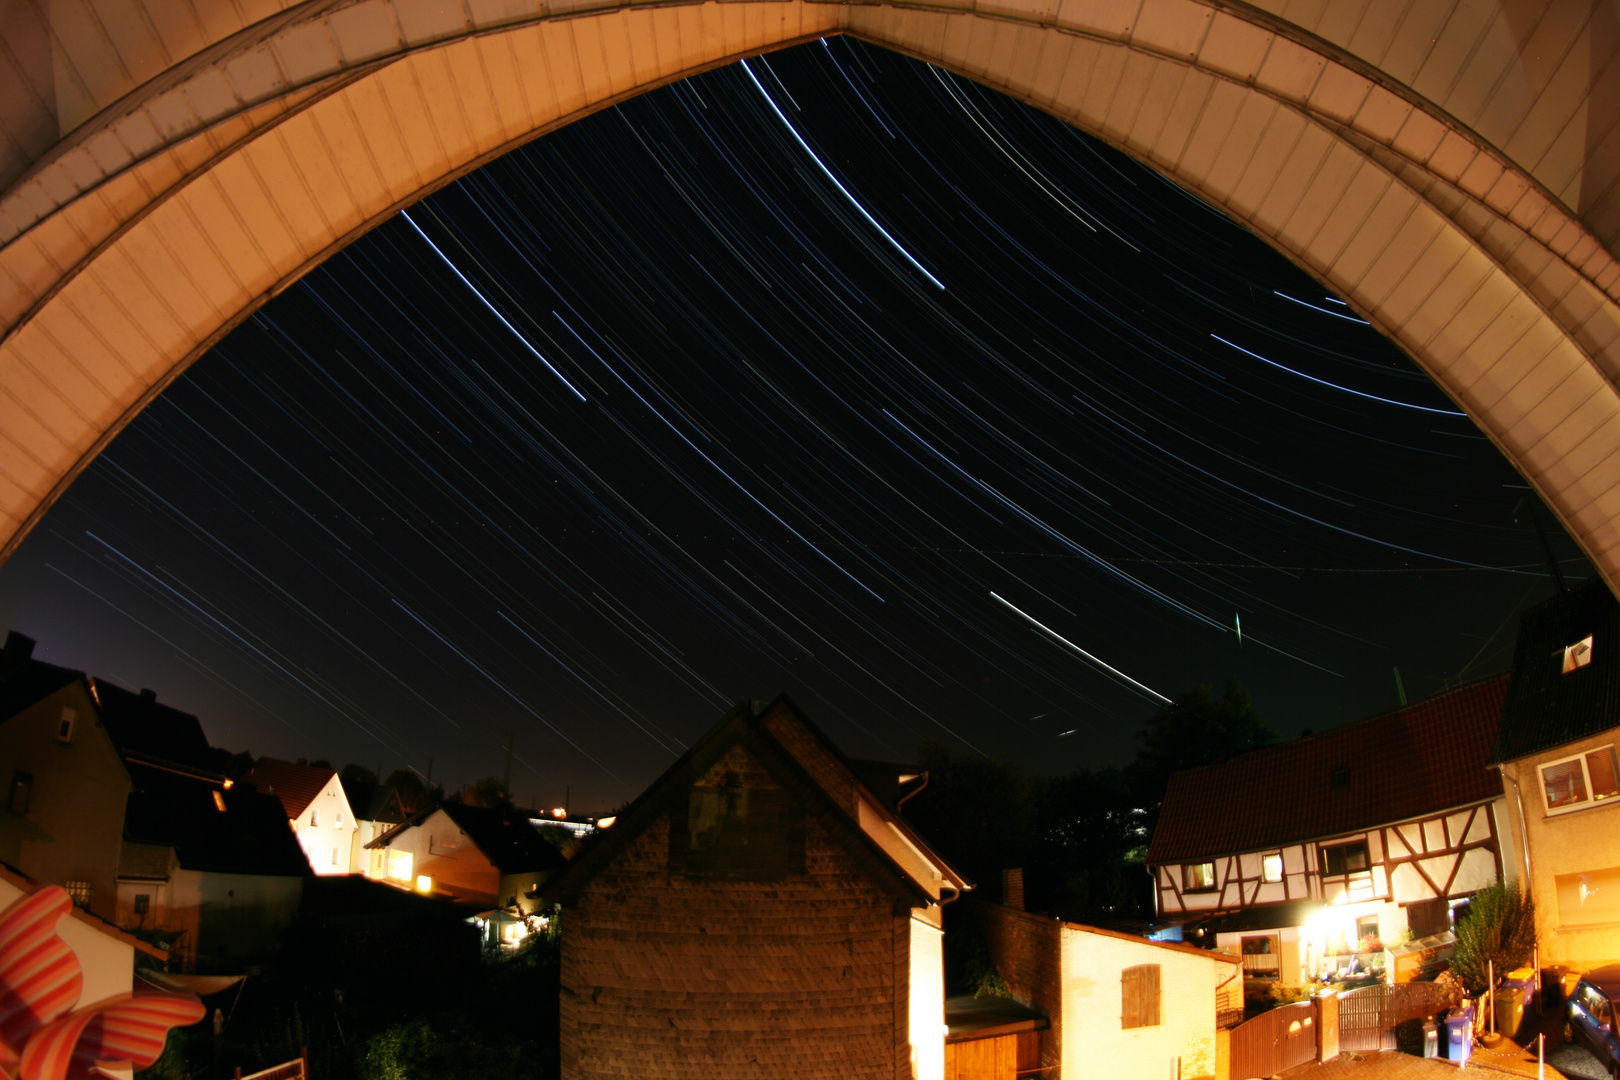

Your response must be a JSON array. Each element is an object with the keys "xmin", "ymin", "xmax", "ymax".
[{"xmin": 2, "ymin": 0, "xmax": 1619, "ymax": 589}]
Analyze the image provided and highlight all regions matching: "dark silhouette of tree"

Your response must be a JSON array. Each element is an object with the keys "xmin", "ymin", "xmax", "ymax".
[
  {"xmin": 340, "ymin": 763, "xmax": 378, "ymax": 789},
  {"xmin": 1130, "ymin": 679, "xmax": 1274, "ymax": 796},
  {"xmin": 385, "ymin": 769, "xmax": 435, "ymax": 815}
]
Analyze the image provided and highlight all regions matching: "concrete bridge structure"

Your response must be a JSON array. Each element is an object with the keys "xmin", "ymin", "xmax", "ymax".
[{"xmin": 2, "ymin": 1, "xmax": 1619, "ymax": 588}]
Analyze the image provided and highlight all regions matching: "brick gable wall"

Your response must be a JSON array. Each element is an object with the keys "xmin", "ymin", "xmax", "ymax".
[
  {"xmin": 973, "ymin": 902, "xmax": 1062, "ymax": 1075},
  {"xmin": 561, "ymin": 812, "xmax": 912, "ymax": 1079}
]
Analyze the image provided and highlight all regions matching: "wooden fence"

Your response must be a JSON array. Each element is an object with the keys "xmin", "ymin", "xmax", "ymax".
[
  {"xmin": 235, "ymin": 1051, "xmax": 307, "ymax": 1080},
  {"xmin": 1230, "ymin": 1000, "xmax": 1317, "ymax": 1078}
]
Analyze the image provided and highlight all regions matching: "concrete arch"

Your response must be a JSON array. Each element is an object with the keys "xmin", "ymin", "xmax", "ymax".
[{"xmin": 3, "ymin": 0, "xmax": 1620, "ymax": 588}]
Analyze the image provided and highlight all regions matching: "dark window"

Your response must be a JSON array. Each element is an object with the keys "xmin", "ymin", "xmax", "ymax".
[
  {"xmin": 7, "ymin": 771, "xmax": 31, "ymax": 814},
  {"xmin": 133, "ymin": 894, "xmax": 150, "ymax": 915},
  {"xmin": 1407, "ymin": 898, "xmax": 1448, "ymax": 938},
  {"xmin": 55, "ymin": 709, "xmax": 74, "ymax": 743},
  {"xmin": 1320, "ymin": 841, "xmax": 1369, "ymax": 877},
  {"xmin": 1331, "ymin": 767, "xmax": 1351, "ymax": 791},
  {"xmin": 64, "ymin": 881, "xmax": 90, "ymax": 909},
  {"xmin": 1121, "ymin": 964, "xmax": 1161, "ymax": 1029},
  {"xmin": 672, "ymin": 772, "xmax": 805, "ymax": 881}
]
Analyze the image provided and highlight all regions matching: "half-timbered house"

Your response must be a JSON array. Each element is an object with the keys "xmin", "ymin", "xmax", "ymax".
[{"xmin": 1146, "ymin": 675, "xmax": 1514, "ymax": 985}]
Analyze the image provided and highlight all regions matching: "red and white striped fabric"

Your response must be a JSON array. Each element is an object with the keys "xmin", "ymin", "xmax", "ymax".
[
  {"xmin": 17, "ymin": 992, "xmax": 205, "ymax": 1080},
  {"xmin": 0, "ymin": 889, "xmax": 83, "ymax": 1070}
]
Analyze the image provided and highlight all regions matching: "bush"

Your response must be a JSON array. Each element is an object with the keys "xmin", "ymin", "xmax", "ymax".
[{"xmin": 1451, "ymin": 881, "xmax": 1536, "ymax": 996}]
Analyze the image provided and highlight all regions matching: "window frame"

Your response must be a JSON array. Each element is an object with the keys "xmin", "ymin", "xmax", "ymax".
[
  {"xmin": 55, "ymin": 708, "xmax": 75, "ymax": 743},
  {"xmin": 1183, "ymin": 861, "xmax": 1217, "ymax": 893},
  {"xmin": 64, "ymin": 880, "xmax": 90, "ymax": 910},
  {"xmin": 1318, "ymin": 840, "xmax": 1370, "ymax": 878},
  {"xmin": 7, "ymin": 771, "xmax": 31, "ymax": 815},
  {"xmin": 1539, "ymin": 745, "xmax": 1620, "ymax": 816},
  {"xmin": 1261, "ymin": 852, "xmax": 1284, "ymax": 883}
]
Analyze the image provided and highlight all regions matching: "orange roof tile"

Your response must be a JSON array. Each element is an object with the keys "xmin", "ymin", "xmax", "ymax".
[{"xmin": 1147, "ymin": 675, "xmax": 1508, "ymax": 865}]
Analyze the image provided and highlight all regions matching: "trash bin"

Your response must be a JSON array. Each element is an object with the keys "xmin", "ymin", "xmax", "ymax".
[
  {"xmin": 1495, "ymin": 985, "xmax": 1527, "ymax": 1039},
  {"xmin": 1423, "ymin": 1021, "xmax": 1439, "ymax": 1058},
  {"xmin": 1445, "ymin": 1006, "xmax": 1475, "ymax": 1064}
]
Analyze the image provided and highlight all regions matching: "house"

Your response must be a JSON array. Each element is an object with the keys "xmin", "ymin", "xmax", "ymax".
[
  {"xmin": 1147, "ymin": 675, "xmax": 1514, "ymax": 985},
  {"xmin": 1490, "ymin": 578, "xmax": 1620, "ymax": 967},
  {"xmin": 241, "ymin": 756, "xmax": 358, "ymax": 875},
  {"xmin": 0, "ymin": 631, "xmax": 132, "ymax": 921},
  {"xmin": 974, "ymin": 898, "xmax": 1241, "ymax": 1080},
  {"xmin": 338, "ymin": 775, "xmax": 408, "ymax": 876},
  {"xmin": 541, "ymin": 696, "xmax": 969, "ymax": 1080},
  {"xmin": 118, "ymin": 760, "xmax": 308, "ymax": 972},
  {"xmin": 364, "ymin": 800, "xmax": 566, "ymax": 941},
  {"xmin": 94, "ymin": 680, "xmax": 232, "ymax": 774}
]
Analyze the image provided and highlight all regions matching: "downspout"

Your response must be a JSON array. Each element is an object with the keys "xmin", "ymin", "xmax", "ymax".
[
  {"xmin": 1493, "ymin": 764, "xmax": 1533, "ymax": 885},
  {"xmin": 897, "ymin": 770, "xmax": 929, "ymax": 814}
]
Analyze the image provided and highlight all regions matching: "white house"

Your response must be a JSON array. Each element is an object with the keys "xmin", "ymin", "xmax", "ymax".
[{"xmin": 242, "ymin": 757, "xmax": 358, "ymax": 875}]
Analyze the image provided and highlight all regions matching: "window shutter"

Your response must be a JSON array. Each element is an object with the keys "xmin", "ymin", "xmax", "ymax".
[{"xmin": 1121, "ymin": 964, "xmax": 1161, "ymax": 1029}]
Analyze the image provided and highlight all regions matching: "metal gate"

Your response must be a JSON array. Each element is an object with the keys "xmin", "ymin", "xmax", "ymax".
[
  {"xmin": 1339, "ymin": 983, "xmax": 1450, "ymax": 1053},
  {"xmin": 1230, "ymin": 1001, "xmax": 1316, "ymax": 1078}
]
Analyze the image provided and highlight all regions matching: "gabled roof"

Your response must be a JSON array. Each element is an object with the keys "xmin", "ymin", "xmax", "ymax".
[
  {"xmin": 0, "ymin": 631, "xmax": 87, "ymax": 720},
  {"xmin": 241, "ymin": 756, "xmax": 338, "ymax": 819},
  {"xmin": 1147, "ymin": 675, "xmax": 1509, "ymax": 866},
  {"xmin": 123, "ymin": 761, "xmax": 310, "ymax": 877},
  {"xmin": 542, "ymin": 695, "xmax": 967, "ymax": 908},
  {"xmin": 93, "ymin": 680, "xmax": 225, "ymax": 773},
  {"xmin": 1491, "ymin": 577, "xmax": 1620, "ymax": 764},
  {"xmin": 367, "ymin": 802, "xmax": 567, "ymax": 876}
]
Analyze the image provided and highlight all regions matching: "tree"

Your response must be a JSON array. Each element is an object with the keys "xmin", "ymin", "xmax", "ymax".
[
  {"xmin": 384, "ymin": 768, "xmax": 435, "ymax": 815},
  {"xmin": 1451, "ymin": 881, "xmax": 1536, "ymax": 995},
  {"xmin": 340, "ymin": 763, "xmax": 379, "ymax": 789},
  {"xmin": 459, "ymin": 776, "xmax": 513, "ymax": 809},
  {"xmin": 904, "ymin": 741, "xmax": 1036, "ymax": 898},
  {"xmin": 1130, "ymin": 679, "xmax": 1274, "ymax": 799}
]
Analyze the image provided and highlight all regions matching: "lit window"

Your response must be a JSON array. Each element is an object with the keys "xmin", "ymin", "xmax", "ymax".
[
  {"xmin": 1563, "ymin": 635, "xmax": 1594, "ymax": 674},
  {"xmin": 335, "ymin": 811, "xmax": 344, "ymax": 827},
  {"xmin": 212, "ymin": 790, "xmax": 227, "ymax": 812},
  {"xmin": 56, "ymin": 709, "xmax": 75, "ymax": 743},
  {"xmin": 1184, "ymin": 862, "xmax": 1216, "ymax": 892},
  {"xmin": 502, "ymin": 921, "xmax": 528, "ymax": 943},
  {"xmin": 386, "ymin": 849, "xmax": 414, "ymax": 883},
  {"xmin": 415, "ymin": 874, "xmax": 433, "ymax": 893},
  {"xmin": 1540, "ymin": 746, "xmax": 1620, "ymax": 815},
  {"xmin": 64, "ymin": 881, "xmax": 90, "ymax": 909},
  {"xmin": 1261, "ymin": 853, "xmax": 1283, "ymax": 883},
  {"xmin": 133, "ymin": 894, "xmax": 150, "ymax": 915},
  {"xmin": 1319, "ymin": 841, "xmax": 1369, "ymax": 877},
  {"xmin": 8, "ymin": 772, "xmax": 31, "ymax": 814}
]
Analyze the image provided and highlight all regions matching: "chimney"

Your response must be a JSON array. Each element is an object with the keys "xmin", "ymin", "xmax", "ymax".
[
  {"xmin": 2, "ymin": 631, "xmax": 36, "ymax": 672},
  {"xmin": 139, "ymin": 688, "xmax": 157, "ymax": 703},
  {"xmin": 1002, "ymin": 868, "xmax": 1025, "ymax": 912}
]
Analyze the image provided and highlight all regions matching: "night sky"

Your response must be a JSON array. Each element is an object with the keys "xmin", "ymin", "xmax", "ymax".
[{"xmin": 0, "ymin": 40, "xmax": 1592, "ymax": 812}]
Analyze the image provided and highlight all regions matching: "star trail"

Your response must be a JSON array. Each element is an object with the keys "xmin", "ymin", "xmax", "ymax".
[{"xmin": 0, "ymin": 40, "xmax": 1589, "ymax": 810}]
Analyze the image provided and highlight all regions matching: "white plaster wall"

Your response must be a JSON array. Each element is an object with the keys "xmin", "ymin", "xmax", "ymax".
[{"xmin": 909, "ymin": 916, "xmax": 944, "ymax": 1080}]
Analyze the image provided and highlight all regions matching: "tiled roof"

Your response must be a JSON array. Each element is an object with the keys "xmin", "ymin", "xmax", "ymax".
[
  {"xmin": 241, "ymin": 756, "xmax": 337, "ymax": 819},
  {"xmin": 94, "ymin": 681, "xmax": 224, "ymax": 773},
  {"xmin": 1146, "ymin": 675, "xmax": 1509, "ymax": 865},
  {"xmin": 123, "ymin": 761, "xmax": 310, "ymax": 877},
  {"xmin": 1491, "ymin": 578, "xmax": 1620, "ymax": 764}
]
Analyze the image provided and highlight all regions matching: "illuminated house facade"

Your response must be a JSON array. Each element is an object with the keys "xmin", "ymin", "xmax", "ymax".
[
  {"xmin": 1147, "ymin": 676, "xmax": 1514, "ymax": 985},
  {"xmin": 364, "ymin": 801, "xmax": 565, "ymax": 924},
  {"xmin": 544, "ymin": 696, "xmax": 967, "ymax": 1080},
  {"xmin": 242, "ymin": 757, "xmax": 358, "ymax": 876},
  {"xmin": 1491, "ymin": 579, "xmax": 1620, "ymax": 967}
]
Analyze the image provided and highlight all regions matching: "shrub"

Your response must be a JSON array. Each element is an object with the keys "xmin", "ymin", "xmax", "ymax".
[{"xmin": 1451, "ymin": 881, "xmax": 1536, "ymax": 996}]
